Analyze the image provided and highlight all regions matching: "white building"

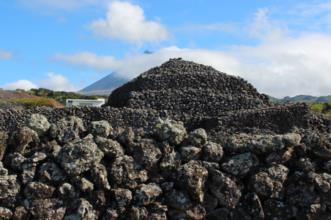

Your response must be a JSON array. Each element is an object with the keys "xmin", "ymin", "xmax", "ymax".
[{"xmin": 66, "ymin": 98, "xmax": 106, "ymax": 108}]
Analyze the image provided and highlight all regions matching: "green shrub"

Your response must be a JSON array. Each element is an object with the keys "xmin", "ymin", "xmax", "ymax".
[{"xmin": 310, "ymin": 103, "xmax": 331, "ymax": 116}]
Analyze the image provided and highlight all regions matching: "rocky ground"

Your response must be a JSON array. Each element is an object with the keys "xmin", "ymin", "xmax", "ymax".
[{"xmin": 0, "ymin": 59, "xmax": 331, "ymax": 219}]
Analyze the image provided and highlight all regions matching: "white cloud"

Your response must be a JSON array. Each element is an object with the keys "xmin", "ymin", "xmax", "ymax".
[
  {"xmin": 247, "ymin": 8, "xmax": 288, "ymax": 41},
  {"xmin": 90, "ymin": 1, "xmax": 169, "ymax": 44},
  {"xmin": 54, "ymin": 52, "xmax": 120, "ymax": 70},
  {"xmin": 55, "ymin": 32, "xmax": 331, "ymax": 98},
  {"xmin": 3, "ymin": 80, "xmax": 37, "ymax": 91},
  {"xmin": 18, "ymin": 0, "xmax": 103, "ymax": 11},
  {"xmin": 55, "ymin": 7, "xmax": 331, "ymax": 98},
  {"xmin": 293, "ymin": 1, "xmax": 331, "ymax": 17},
  {"xmin": 54, "ymin": 47, "xmax": 240, "ymax": 79},
  {"xmin": 40, "ymin": 73, "xmax": 77, "ymax": 91},
  {"xmin": 3, "ymin": 73, "xmax": 77, "ymax": 92},
  {"xmin": 0, "ymin": 49, "xmax": 13, "ymax": 60}
]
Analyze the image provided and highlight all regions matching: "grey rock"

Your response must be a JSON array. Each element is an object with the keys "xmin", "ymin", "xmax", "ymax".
[
  {"xmin": 221, "ymin": 152, "xmax": 258, "ymax": 177},
  {"xmin": 155, "ymin": 119, "xmax": 187, "ymax": 145},
  {"xmin": 202, "ymin": 142, "xmax": 223, "ymax": 162},
  {"xmin": 24, "ymin": 181, "xmax": 55, "ymax": 199},
  {"xmin": 102, "ymin": 208, "xmax": 118, "ymax": 220},
  {"xmin": 132, "ymin": 138, "xmax": 162, "ymax": 170},
  {"xmin": 244, "ymin": 193, "xmax": 265, "ymax": 219},
  {"xmin": 64, "ymin": 198, "xmax": 97, "ymax": 220},
  {"xmin": 0, "ymin": 163, "xmax": 20, "ymax": 199},
  {"xmin": 90, "ymin": 120, "xmax": 112, "ymax": 137},
  {"xmin": 57, "ymin": 135, "xmax": 104, "ymax": 176},
  {"xmin": 58, "ymin": 183, "xmax": 78, "ymax": 199},
  {"xmin": 186, "ymin": 205, "xmax": 206, "ymax": 220},
  {"xmin": 225, "ymin": 133, "xmax": 298, "ymax": 154},
  {"xmin": 21, "ymin": 162, "xmax": 37, "ymax": 184},
  {"xmin": 325, "ymin": 160, "xmax": 331, "ymax": 173},
  {"xmin": 178, "ymin": 160, "xmax": 208, "ymax": 203},
  {"xmin": 251, "ymin": 164, "xmax": 289, "ymax": 198},
  {"xmin": 109, "ymin": 155, "xmax": 148, "ymax": 188},
  {"xmin": 0, "ymin": 131, "xmax": 8, "ymax": 161},
  {"xmin": 91, "ymin": 163, "xmax": 110, "ymax": 190},
  {"xmin": 133, "ymin": 183, "xmax": 162, "ymax": 205},
  {"xmin": 28, "ymin": 199, "xmax": 66, "ymax": 220},
  {"xmin": 148, "ymin": 202, "xmax": 168, "ymax": 220},
  {"xmin": 202, "ymin": 193, "xmax": 218, "ymax": 212},
  {"xmin": 0, "ymin": 207, "xmax": 13, "ymax": 219},
  {"xmin": 28, "ymin": 114, "xmax": 50, "ymax": 136},
  {"xmin": 112, "ymin": 188, "xmax": 132, "ymax": 213},
  {"xmin": 7, "ymin": 153, "xmax": 27, "ymax": 171},
  {"xmin": 128, "ymin": 206, "xmax": 148, "ymax": 220},
  {"xmin": 13, "ymin": 206, "xmax": 29, "ymax": 220},
  {"xmin": 159, "ymin": 145, "xmax": 181, "ymax": 172},
  {"xmin": 11, "ymin": 126, "xmax": 39, "ymax": 154},
  {"xmin": 29, "ymin": 152, "xmax": 47, "ymax": 163},
  {"xmin": 187, "ymin": 128, "xmax": 208, "ymax": 146},
  {"xmin": 50, "ymin": 116, "xmax": 85, "ymax": 144},
  {"xmin": 282, "ymin": 133, "xmax": 301, "ymax": 146},
  {"xmin": 209, "ymin": 170, "xmax": 241, "ymax": 209},
  {"xmin": 180, "ymin": 146, "xmax": 201, "ymax": 162},
  {"xmin": 73, "ymin": 177, "xmax": 94, "ymax": 193},
  {"xmin": 310, "ymin": 172, "xmax": 331, "ymax": 193},
  {"xmin": 38, "ymin": 162, "xmax": 66, "ymax": 183},
  {"xmin": 166, "ymin": 190, "xmax": 192, "ymax": 210},
  {"xmin": 95, "ymin": 136, "xmax": 124, "ymax": 158},
  {"xmin": 305, "ymin": 132, "xmax": 331, "ymax": 159}
]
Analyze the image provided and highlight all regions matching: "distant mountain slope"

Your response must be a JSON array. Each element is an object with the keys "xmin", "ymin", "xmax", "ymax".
[
  {"xmin": 80, "ymin": 73, "xmax": 127, "ymax": 95},
  {"xmin": 272, "ymin": 95, "xmax": 331, "ymax": 103}
]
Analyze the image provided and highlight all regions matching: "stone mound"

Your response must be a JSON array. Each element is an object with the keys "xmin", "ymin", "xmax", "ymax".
[{"xmin": 108, "ymin": 58, "xmax": 270, "ymax": 115}]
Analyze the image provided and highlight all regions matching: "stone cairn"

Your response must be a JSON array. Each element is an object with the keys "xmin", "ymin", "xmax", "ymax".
[{"xmin": 0, "ymin": 59, "xmax": 330, "ymax": 219}]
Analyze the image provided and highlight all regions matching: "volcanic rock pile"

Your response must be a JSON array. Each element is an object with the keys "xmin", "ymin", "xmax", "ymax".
[
  {"xmin": 0, "ymin": 59, "xmax": 331, "ymax": 219},
  {"xmin": 108, "ymin": 58, "xmax": 270, "ymax": 116}
]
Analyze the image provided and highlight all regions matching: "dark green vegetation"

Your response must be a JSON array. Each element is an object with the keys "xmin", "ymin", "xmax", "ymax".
[
  {"xmin": 28, "ymin": 88, "xmax": 107, "ymax": 105},
  {"xmin": 310, "ymin": 102, "xmax": 331, "ymax": 116},
  {"xmin": 271, "ymin": 95, "xmax": 331, "ymax": 103}
]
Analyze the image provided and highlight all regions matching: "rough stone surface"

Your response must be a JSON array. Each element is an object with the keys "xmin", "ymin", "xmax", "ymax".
[
  {"xmin": 28, "ymin": 113, "xmax": 50, "ymax": 136},
  {"xmin": 202, "ymin": 142, "xmax": 223, "ymax": 162},
  {"xmin": 57, "ymin": 135, "xmax": 104, "ymax": 175},
  {"xmin": 155, "ymin": 119, "xmax": 187, "ymax": 145},
  {"xmin": 221, "ymin": 152, "xmax": 258, "ymax": 177},
  {"xmin": 90, "ymin": 120, "xmax": 112, "ymax": 137},
  {"xmin": 0, "ymin": 59, "xmax": 330, "ymax": 219},
  {"xmin": 0, "ymin": 131, "xmax": 8, "ymax": 161}
]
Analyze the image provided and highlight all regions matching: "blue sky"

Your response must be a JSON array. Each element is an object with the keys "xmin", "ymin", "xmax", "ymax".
[{"xmin": 1, "ymin": 0, "xmax": 331, "ymax": 97}]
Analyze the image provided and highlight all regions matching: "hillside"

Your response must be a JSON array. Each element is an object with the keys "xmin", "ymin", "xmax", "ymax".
[
  {"xmin": 80, "ymin": 73, "xmax": 127, "ymax": 95},
  {"xmin": 272, "ymin": 95, "xmax": 331, "ymax": 103}
]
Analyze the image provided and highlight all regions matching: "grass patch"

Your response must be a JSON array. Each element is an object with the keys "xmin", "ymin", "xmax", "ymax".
[
  {"xmin": 310, "ymin": 103, "xmax": 331, "ymax": 116},
  {"xmin": 12, "ymin": 97, "xmax": 62, "ymax": 108}
]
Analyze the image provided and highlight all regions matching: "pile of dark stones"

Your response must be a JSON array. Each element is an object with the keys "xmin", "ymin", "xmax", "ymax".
[
  {"xmin": 0, "ymin": 59, "xmax": 331, "ymax": 219},
  {"xmin": 108, "ymin": 58, "xmax": 270, "ymax": 116}
]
